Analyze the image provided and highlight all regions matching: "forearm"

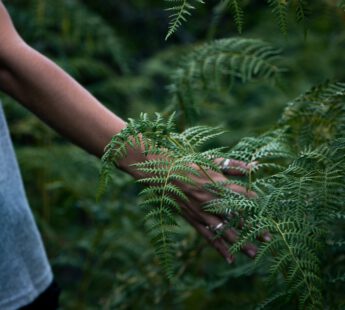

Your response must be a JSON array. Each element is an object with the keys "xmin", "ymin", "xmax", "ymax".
[
  {"xmin": 0, "ymin": 4, "xmax": 143, "ymax": 176},
  {"xmin": 0, "ymin": 42, "xmax": 123, "ymax": 156}
]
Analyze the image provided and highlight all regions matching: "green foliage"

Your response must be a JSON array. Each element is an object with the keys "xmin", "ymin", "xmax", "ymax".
[
  {"xmin": 163, "ymin": 0, "xmax": 344, "ymax": 38},
  {"xmin": 294, "ymin": 0, "xmax": 309, "ymax": 35},
  {"xmin": 228, "ymin": 146, "xmax": 342, "ymax": 308},
  {"xmin": 165, "ymin": 0, "xmax": 205, "ymax": 40},
  {"xmin": 2, "ymin": 0, "xmax": 345, "ymax": 309},
  {"xmin": 100, "ymin": 80, "xmax": 345, "ymax": 308},
  {"xmin": 209, "ymin": 81, "xmax": 345, "ymax": 308},
  {"xmin": 227, "ymin": 0, "xmax": 244, "ymax": 34},
  {"xmin": 168, "ymin": 38, "xmax": 284, "ymax": 124},
  {"xmin": 280, "ymin": 81, "xmax": 345, "ymax": 147},
  {"xmin": 101, "ymin": 113, "xmax": 226, "ymax": 278},
  {"xmin": 267, "ymin": 0, "xmax": 289, "ymax": 35}
]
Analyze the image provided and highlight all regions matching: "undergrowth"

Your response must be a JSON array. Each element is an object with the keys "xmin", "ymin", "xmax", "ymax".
[{"xmin": 101, "ymin": 77, "xmax": 345, "ymax": 308}]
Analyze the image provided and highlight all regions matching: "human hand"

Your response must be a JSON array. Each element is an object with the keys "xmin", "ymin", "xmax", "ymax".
[
  {"xmin": 175, "ymin": 158, "xmax": 262, "ymax": 263},
  {"xmin": 119, "ymin": 141, "xmax": 269, "ymax": 264},
  {"xmin": 113, "ymin": 125, "xmax": 269, "ymax": 265}
]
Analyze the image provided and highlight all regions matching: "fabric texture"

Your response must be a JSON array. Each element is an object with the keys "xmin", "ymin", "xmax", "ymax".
[{"xmin": 0, "ymin": 103, "xmax": 53, "ymax": 310}]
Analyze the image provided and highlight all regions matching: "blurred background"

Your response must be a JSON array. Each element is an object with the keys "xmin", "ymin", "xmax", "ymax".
[{"xmin": 1, "ymin": 0, "xmax": 345, "ymax": 309}]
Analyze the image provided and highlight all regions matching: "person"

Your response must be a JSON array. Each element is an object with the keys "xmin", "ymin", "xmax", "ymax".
[{"xmin": 0, "ymin": 2, "xmax": 262, "ymax": 309}]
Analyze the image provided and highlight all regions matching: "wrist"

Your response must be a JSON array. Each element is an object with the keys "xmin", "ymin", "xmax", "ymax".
[
  {"xmin": 113, "ymin": 136, "xmax": 166, "ymax": 180},
  {"xmin": 112, "ymin": 132, "xmax": 148, "ymax": 179},
  {"xmin": 117, "ymin": 147, "xmax": 148, "ymax": 179}
]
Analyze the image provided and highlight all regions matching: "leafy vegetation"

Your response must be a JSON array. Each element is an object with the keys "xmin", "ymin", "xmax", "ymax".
[
  {"xmin": 167, "ymin": 37, "xmax": 283, "ymax": 125},
  {"xmin": 164, "ymin": 0, "xmax": 333, "ymax": 38},
  {"xmin": 101, "ymin": 81, "xmax": 345, "ymax": 308},
  {"xmin": 1, "ymin": 0, "xmax": 344, "ymax": 309},
  {"xmin": 165, "ymin": 0, "xmax": 205, "ymax": 40}
]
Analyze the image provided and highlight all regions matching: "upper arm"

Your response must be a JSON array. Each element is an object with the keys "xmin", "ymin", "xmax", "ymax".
[{"xmin": 0, "ymin": 2, "xmax": 24, "ymax": 63}]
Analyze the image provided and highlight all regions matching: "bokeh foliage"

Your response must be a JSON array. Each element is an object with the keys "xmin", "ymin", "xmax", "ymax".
[{"xmin": 1, "ymin": 0, "xmax": 345, "ymax": 309}]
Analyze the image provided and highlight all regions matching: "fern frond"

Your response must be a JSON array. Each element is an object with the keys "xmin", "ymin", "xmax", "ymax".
[
  {"xmin": 295, "ymin": 0, "xmax": 307, "ymax": 23},
  {"xmin": 280, "ymin": 81, "xmax": 345, "ymax": 148},
  {"xmin": 258, "ymin": 217, "xmax": 322, "ymax": 308},
  {"xmin": 225, "ymin": 122, "xmax": 341, "ymax": 308},
  {"xmin": 226, "ymin": 128, "xmax": 292, "ymax": 163},
  {"xmin": 96, "ymin": 162, "xmax": 113, "ymax": 201},
  {"xmin": 181, "ymin": 125, "xmax": 226, "ymax": 148},
  {"xmin": 165, "ymin": 0, "xmax": 205, "ymax": 40},
  {"xmin": 169, "ymin": 38, "xmax": 283, "ymax": 123},
  {"xmin": 267, "ymin": 0, "xmax": 289, "ymax": 35},
  {"xmin": 204, "ymin": 184, "xmax": 258, "ymax": 215},
  {"xmin": 294, "ymin": 0, "xmax": 310, "ymax": 36},
  {"xmin": 145, "ymin": 206, "xmax": 179, "ymax": 278},
  {"xmin": 99, "ymin": 112, "xmax": 228, "ymax": 278},
  {"xmin": 228, "ymin": 0, "xmax": 244, "ymax": 33}
]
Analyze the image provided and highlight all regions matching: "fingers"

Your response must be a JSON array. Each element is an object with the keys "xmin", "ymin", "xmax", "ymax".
[
  {"xmin": 183, "ymin": 200, "xmax": 261, "ymax": 259},
  {"xmin": 205, "ymin": 215, "xmax": 258, "ymax": 258},
  {"xmin": 179, "ymin": 159, "xmax": 261, "ymax": 262},
  {"xmin": 181, "ymin": 208, "xmax": 234, "ymax": 264},
  {"xmin": 257, "ymin": 230, "xmax": 272, "ymax": 242},
  {"xmin": 241, "ymin": 243, "xmax": 257, "ymax": 258},
  {"xmin": 228, "ymin": 183, "xmax": 257, "ymax": 198},
  {"xmin": 215, "ymin": 158, "xmax": 257, "ymax": 176}
]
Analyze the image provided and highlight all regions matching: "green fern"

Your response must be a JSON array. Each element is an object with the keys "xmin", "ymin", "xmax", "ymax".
[
  {"xmin": 202, "ymin": 81, "xmax": 345, "ymax": 308},
  {"xmin": 205, "ymin": 142, "xmax": 341, "ymax": 308},
  {"xmin": 165, "ymin": 0, "xmax": 205, "ymax": 40},
  {"xmin": 164, "ymin": 0, "xmax": 338, "ymax": 37},
  {"xmin": 267, "ymin": 0, "xmax": 289, "ymax": 35},
  {"xmin": 100, "ymin": 113, "xmax": 226, "ymax": 278},
  {"xmin": 98, "ymin": 79, "xmax": 345, "ymax": 307},
  {"xmin": 168, "ymin": 38, "xmax": 283, "ymax": 124},
  {"xmin": 225, "ymin": 128, "xmax": 293, "ymax": 164},
  {"xmin": 279, "ymin": 81, "xmax": 345, "ymax": 148},
  {"xmin": 228, "ymin": 0, "xmax": 244, "ymax": 33},
  {"xmin": 294, "ymin": 0, "xmax": 309, "ymax": 35}
]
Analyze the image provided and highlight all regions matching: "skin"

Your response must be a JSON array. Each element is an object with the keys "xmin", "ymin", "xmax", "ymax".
[{"xmin": 0, "ymin": 1, "xmax": 264, "ymax": 263}]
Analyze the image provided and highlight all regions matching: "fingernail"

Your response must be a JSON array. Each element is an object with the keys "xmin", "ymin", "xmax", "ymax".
[
  {"xmin": 226, "ymin": 256, "xmax": 234, "ymax": 264},
  {"xmin": 263, "ymin": 234, "xmax": 271, "ymax": 242},
  {"xmin": 247, "ymin": 249, "xmax": 256, "ymax": 258}
]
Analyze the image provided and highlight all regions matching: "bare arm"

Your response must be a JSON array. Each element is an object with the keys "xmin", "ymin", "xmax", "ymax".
[
  {"xmin": 0, "ymin": 1, "xmax": 145, "ymax": 177},
  {"xmin": 0, "ymin": 43, "xmax": 126, "ymax": 157},
  {"xmin": 0, "ymin": 2, "xmax": 262, "ymax": 261}
]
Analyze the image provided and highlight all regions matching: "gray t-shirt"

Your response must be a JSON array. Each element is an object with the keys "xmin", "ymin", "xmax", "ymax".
[{"xmin": 0, "ymin": 103, "xmax": 52, "ymax": 310}]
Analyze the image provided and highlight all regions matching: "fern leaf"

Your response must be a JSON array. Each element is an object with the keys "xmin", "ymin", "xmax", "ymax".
[
  {"xmin": 267, "ymin": 0, "xmax": 289, "ymax": 35},
  {"xmin": 294, "ymin": 0, "xmax": 310, "ymax": 36},
  {"xmin": 170, "ymin": 38, "xmax": 283, "ymax": 123},
  {"xmin": 165, "ymin": 0, "xmax": 205, "ymax": 40},
  {"xmin": 228, "ymin": 0, "xmax": 244, "ymax": 33},
  {"xmin": 99, "ymin": 112, "xmax": 230, "ymax": 278}
]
